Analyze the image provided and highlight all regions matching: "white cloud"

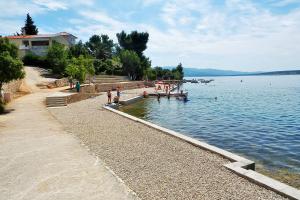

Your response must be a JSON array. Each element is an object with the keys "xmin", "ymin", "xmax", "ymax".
[
  {"xmin": 0, "ymin": 0, "xmax": 45, "ymax": 17},
  {"xmin": 31, "ymin": 0, "xmax": 95, "ymax": 10},
  {"xmin": 141, "ymin": 0, "xmax": 163, "ymax": 6},
  {"xmin": 68, "ymin": 0, "xmax": 300, "ymax": 70},
  {"xmin": 2, "ymin": 0, "xmax": 299, "ymax": 70},
  {"xmin": 271, "ymin": 0, "xmax": 300, "ymax": 7},
  {"xmin": 32, "ymin": 0, "xmax": 68, "ymax": 10}
]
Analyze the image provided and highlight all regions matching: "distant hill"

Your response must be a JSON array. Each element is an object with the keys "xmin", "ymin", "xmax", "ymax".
[
  {"xmin": 256, "ymin": 70, "xmax": 300, "ymax": 76},
  {"xmin": 163, "ymin": 67, "xmax": 256, "ymax": 77},
  {"xmin": 163, "ymin": 67, "xmax": 300, "ymax": 77}
]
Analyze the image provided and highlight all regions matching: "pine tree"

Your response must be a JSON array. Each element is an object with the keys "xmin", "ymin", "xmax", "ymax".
[{"xmin": 22, "ymin": 13, "xmax": 38, "ymax": 35}]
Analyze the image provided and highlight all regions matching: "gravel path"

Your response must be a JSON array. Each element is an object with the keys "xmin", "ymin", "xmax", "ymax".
[{"xmin": 49, "ymin": 89, "xmax": 287, "ymax": 200}]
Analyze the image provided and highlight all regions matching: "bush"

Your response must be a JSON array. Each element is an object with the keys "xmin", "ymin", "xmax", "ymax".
[
  {"xmin": 93, "ymin": 59, "xmax": 107, "ymax": 75},
  {"xmin": 66, "ymin": 56, "xmax": 94, "ymax": 83},
  {"xmin": 22, "ymin": 52, "xmax": 47, "ymax": 67},
  {"xmin": 46, "ymin": 42, "xmax": 68, "ymax": 75}
]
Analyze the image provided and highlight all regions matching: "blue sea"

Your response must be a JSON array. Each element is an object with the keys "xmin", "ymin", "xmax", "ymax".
[{"xmin": 120, "ymin": 75, "xmax": 300, "ymax": 175}]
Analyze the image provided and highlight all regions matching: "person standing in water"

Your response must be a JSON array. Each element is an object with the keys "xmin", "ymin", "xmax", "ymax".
[
  {"xmin": 107, "ymin": 90, "xmax": 112, "ymax": 104},
  {"xmin": 157, "ymin": 93, "xmax": 161, "ymax": 102},
  {"xmin": 116, "ymin": 87, "xmax": 121, "ymax": 100}
]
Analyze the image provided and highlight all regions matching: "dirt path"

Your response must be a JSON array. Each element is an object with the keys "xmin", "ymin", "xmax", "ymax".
[{"xmin": 0, "ymin": 67, "xmax": 137, "ymax": 200}]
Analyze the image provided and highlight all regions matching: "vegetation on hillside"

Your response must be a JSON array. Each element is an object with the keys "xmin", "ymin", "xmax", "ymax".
[
  {"xmin": 18, "ymin": 13, "xmax": 184, "ymax": 81},
  {"xmin": 0, "ymin": 38, "xmax": 25, "ymax": 113}
]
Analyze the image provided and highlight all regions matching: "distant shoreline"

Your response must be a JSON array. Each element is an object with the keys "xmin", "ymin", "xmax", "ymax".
[{"xmin": 184, "ymin": 72, "xmax": 300, "ymax": 77}]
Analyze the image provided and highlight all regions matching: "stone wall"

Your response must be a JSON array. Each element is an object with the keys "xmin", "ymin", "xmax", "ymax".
[
  {"xmin": 2, "ymin": 79, "xmax": 24, "ymax": 102},
  {"xmin": 66, "ymin": 93, "xmax": 100, "ymax": 104},
  {"xmin": 2, "ymin": 79, "xmax": 23, "ymax": 94},
  {"xmin": 95, "ymin": 81, "xmax": 145, "ymax": 92},
  {"xmin": 54, "ymin": 78, "xmax": 69, "ymax": 87}
]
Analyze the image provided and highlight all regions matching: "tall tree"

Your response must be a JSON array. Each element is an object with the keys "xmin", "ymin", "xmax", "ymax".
[
  {"xmin": 46, "ymin": 42, "xmax": 68, "ymax": 75},
  {"xmin": 116, "ymin": 31, "xmax": 151, "ymax": 80},
  {"xmin": 69, "ymin": 40, "xmax": 89, "ymax": 58},
  {"xmin": 85, "ymin": 35, "xmax": 114, "ymax": 60},
  {"xmin": 119, "ymin": 50, "xmax": 141, "ymax": 80},
  {"xmin": 116, "ymin": 31, "xmax": 149, "ymax": 57},
  {"xmin": 175, "ymin": 63, "xmax": 184, "ymax": 80},
  {"xmin": 22, "ymin": 13, "xmax": 38, "ymax": 35}
]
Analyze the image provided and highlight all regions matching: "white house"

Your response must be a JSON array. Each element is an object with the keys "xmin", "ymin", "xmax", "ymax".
[{"xmin": 6, "ymin": 32, "xmax": 77, "ymax": 57}]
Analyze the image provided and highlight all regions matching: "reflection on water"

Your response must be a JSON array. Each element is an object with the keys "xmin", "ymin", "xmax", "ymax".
[{"xmin": 120, "ymin": 75, "xmax": 300, "ymax": 188}]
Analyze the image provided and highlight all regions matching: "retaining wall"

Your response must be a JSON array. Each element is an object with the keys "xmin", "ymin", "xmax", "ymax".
[
  {"xmin": 66, "ymin": 93, "xmax": 99, "ymax": 104},
  {"xmin": 2, "ymin": 79, "xmax": 24, "ymax": 102},
  {"xmin": 3, "ymin": 79, "xmax": 23, "ymax": 94},
  {"xmin": 95, "ymin": 81, "xmax": 145, "ymax": 92}
]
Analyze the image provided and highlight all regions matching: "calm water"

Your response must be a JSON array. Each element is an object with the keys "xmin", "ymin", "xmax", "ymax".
[{"xmin": 120, "ymin": 75, "xmax": 300, "ymax": 174}]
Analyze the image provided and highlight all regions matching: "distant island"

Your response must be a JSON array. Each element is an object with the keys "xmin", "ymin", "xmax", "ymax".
[
  {"xmin": 163, "ymin": 67, "xmax": 300, "ymax": 77},
  {"xmin": 256, "ymin": 70, "xmax": 300, "ymax": 76}
]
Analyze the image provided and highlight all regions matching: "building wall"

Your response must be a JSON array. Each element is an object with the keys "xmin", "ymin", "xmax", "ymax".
[
  {"xmin": 8, "ymin": 35, "xmax": 74, "ymax": 58},
  {"xmin": 8, "ymin": 38, "xmax": 23, "ymax": 47},
  {"xmin": 52, "ymin": 36, "xmax": 70, "ymax": 46}
]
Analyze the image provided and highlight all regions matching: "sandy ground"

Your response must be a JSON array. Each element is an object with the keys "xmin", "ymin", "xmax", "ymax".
[
  {"xmin": 49, "ymin": 90, "xmax": 287, "ymax": 200},
  {"xmin": 0, "ymin": 67, "xmax": 138, "ymax": 200}
]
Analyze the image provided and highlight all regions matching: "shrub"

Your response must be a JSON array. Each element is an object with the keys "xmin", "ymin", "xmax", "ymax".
[
  {"xmin": 93, "ymin": 59, "xmax": 107, "ymax": 75},
  {"xmin": 23, "ymin": 52, "xmax": 47, "ymax": 67},
  {"xmin": 46, "ymin": 42, "xmax": 68, "ymax": 75},
  {"xmin": 66, "ymin": 56, "xmax": 94, "ymax": 83}
]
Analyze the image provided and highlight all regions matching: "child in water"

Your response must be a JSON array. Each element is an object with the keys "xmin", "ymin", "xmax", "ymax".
[{"xmin": 116, "ymin": 88, "xmax": 120, "ymax": 99}]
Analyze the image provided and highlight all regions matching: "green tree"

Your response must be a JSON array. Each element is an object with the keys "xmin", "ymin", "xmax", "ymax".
[
  {"xmin": 154, "ymin": 66, "xmax": 164, "ymax": 79},
  {"xmin": 143, "ymin": 68, "xmax": 156, "ymax": 80},
  {"xmin": 116, "ymin": 31, "xmax": 149, "ymax": 57},
  {"xmin": 86, "ymin": 35, "xmax": 114, "ymax": 60},
  {"xmin": 175, "ymin": 63, "xmax": 184, "ymax": 80},
  {"xmin": 69, "ymin": 40, "xmax": 89, "ymax": 58},
  {"xmin": 0, "ymin": 38, "xmax": 25, "ymax": 108},
  {"xmin": 93, "ymin": 59, "xmax": 107, "ymax": 75},
  {"xmin": 66, "ymin": 56, "xmax": 94, "ymax": 83},
  {"xmin": 22, "ymin": 13, "xmax": 38, "ymax": 35},
  {"xmin": 65, "ymin": 63, "xmax": 78, "ymax": 83},
  {"xmin": 0, "ymin": 37, "xmax": 18, "ymax": 58},
  {"xmin": 106, "ymin": 56, "xmax": 123, "ymax": 75},
  {"xmin": 116, "ymin": 31, "xmax": 151, "ymax": 79},
  {"xmin": 119, "ymin": 50, "xmax": 141, "ymax": 80},
  {"xmin": 46, "ymin": 42, "xmax": 68, "ymax": 75}
]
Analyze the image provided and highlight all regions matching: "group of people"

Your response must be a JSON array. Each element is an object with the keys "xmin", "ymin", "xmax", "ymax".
[{"xmin": 107, "ymin": 87, "xmax": 121, "ymax": 104}]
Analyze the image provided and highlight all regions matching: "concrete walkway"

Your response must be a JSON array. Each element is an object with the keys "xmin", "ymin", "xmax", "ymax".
[{"xmin": 0, "ymin": 67, "xmax": 138, "ymax": 200}]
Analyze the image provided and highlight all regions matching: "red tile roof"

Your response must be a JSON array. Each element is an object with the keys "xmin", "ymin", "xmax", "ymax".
[{"xmin": 6, "ymin": 32, "xmax": 77, "ymax": 39}]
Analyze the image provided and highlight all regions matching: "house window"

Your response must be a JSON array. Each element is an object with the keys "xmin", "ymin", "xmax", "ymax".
[
  {"xmin": 22, "ymin": 40, "xmax": 29, "ymax": 47},
  {"xmin": 31, "ymin": 40, "xmax": 49, "ymax": 46}
]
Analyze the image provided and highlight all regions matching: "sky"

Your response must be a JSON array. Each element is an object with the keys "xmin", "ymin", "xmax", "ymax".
[{"xmin": 1, "ymin": 0, "xmax": 300, "ymax": 72}]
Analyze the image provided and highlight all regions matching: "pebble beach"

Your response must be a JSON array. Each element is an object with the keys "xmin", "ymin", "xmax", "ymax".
[{"xmin": 49, "ymin": 88, "xmax": 287, "ymax": 200}]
